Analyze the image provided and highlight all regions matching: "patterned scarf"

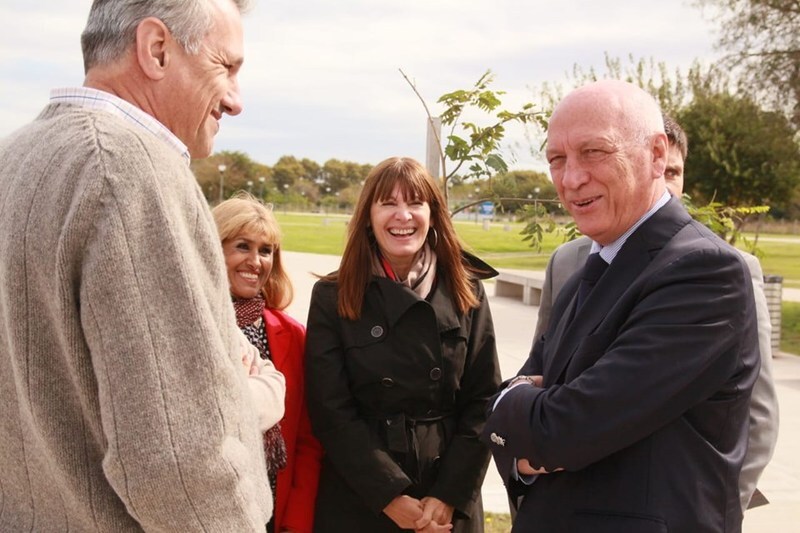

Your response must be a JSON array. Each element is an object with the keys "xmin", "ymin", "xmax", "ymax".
[
  {"xmin": 232, "ymin": 296, "xmax": 288, "ymax": 490},
  {"xmin": 371, "ymin": 243, "xmax": 437, "ymax": 299}
]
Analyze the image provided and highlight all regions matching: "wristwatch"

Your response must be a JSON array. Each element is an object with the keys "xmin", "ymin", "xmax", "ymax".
[{"xmin": 508, "ymin": 375, "xmax": 537, "ymax": 388}]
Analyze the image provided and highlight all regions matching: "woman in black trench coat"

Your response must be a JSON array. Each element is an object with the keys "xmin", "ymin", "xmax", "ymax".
[{"xmin": 306, "ymin": 157, "xmax": 501, "ymax": 532}]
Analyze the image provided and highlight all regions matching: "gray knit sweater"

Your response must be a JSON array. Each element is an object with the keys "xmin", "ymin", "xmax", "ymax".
[{"xmin": 0, "ymin": 103, "xmax": 271, "ymax": 531}]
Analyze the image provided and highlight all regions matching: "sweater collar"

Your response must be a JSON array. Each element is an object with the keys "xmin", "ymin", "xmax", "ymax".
[{"xmin": 49, "ymin": 87, "xmax": 190, "ymax": 164}]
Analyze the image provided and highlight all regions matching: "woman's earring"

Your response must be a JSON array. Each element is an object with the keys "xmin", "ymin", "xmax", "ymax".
[{"xmin": 428, "ymin": 227, "xmax": 439, "ymax": 248}]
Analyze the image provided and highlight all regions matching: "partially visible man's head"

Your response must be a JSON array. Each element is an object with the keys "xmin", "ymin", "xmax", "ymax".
[
  {"xmin": 81, "ymin": 0, "xmax": 251, "ymax": 158},
  {"xmin": 663, "ymin": 114, "xmax": 688, "ymax": 197},
  {"xmin": 81, "ymin": 0, "xmax": 252, "ymax": 70},
  {"xmin": 546, "ymin": 80, "xmax": 668, "ymax": 246}
]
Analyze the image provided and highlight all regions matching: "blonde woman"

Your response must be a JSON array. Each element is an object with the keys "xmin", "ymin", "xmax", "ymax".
[{"xmin": 214, "ymin": 193, "xmax": 322, "ymax": 533}]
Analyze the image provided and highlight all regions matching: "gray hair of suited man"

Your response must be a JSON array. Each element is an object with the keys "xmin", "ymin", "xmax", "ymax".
[
  {"xmin": 80, "ymin": 0, "xmax": 253, "ymax": 73},
  {"xmin": 663, "ymin": 113, "xmax": 688, "ymax": 160}
]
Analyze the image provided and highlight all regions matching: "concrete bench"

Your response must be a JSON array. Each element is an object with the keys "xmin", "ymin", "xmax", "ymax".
[{"xmin": 494, "ymin": 270, "xmax": 545, "ymax": 306}]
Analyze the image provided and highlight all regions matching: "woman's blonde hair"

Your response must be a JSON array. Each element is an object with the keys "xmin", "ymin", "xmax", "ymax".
[
  {"xmin": 212, "ymin": 191, "xmax": 293, "ymax": 310},
  {"xmin": 329, "ymin": 156, "xmax": 479, "ymax": 319}
]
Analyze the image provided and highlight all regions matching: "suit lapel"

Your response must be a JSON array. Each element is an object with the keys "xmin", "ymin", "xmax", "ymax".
[
  {"xmin": 571, "ymin": 240, "xmax": 591, "ymax": 271},
  {"xmin": 550, "ymin": 238, "xmax": 591, "ymax": 296},
  {"xmin": 542, "ymin": 294, "xmax": 578, "ymax": 384},
  {"xmin": 542, "ymin": 197, "xmax": 692, "ymax": 384}
]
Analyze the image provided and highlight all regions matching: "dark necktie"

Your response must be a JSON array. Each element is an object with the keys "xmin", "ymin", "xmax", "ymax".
[{"xmin": 576, "ymin": 253, "xmax": 608, "ymax": 308}]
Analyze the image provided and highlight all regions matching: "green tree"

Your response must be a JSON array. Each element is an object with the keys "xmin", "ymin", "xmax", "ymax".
[
  {"xmin": 321, "ymin": 159, "xmax": 372, "ymax": 194},
  {"xmin": 486, "ymin": 170, "xmax": 556, "ymax": 214},
  {"xmin": 677, "ymin": 90, "xmax": 800, "ymax": 216},
  {"xmin": 694, "ymin": 0, "xmax": 800, "ymax": 128},
  {"xmin": 290, "ymin": 177, "xmax": 318, "ymax": 205},
  {"xmin": 299, "ymin": 158, "xmax": 322, "ymax": 183},
  {"xmin": 401, "ymin": 69, "xmax": 546, "ymax": 205},
  {"xmin": 192, "ymin": 150, "xmax": 265, "ymax": 202},
  {"xmin": 272, "ymin": 155, "xmax": 306, "ymax": 191},
  {"xmin": 508, "ymin": 170, "xmax": 556, "ymax": 202}
]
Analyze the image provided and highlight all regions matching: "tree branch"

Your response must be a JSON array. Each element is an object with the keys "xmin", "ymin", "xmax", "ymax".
[{"xmin": 399, "ymin": 68, "xmax": 447, "ymax": 181}]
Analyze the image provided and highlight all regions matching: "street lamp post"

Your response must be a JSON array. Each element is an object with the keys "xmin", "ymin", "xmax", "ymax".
[
  {"xmin": 246, "ymin": 180, "xmax": 253, "ymax": 194},
  {"xmin": 217, "ymin": 164, "xmax": 227, "ymax": 204},
  {"xmin": 446, "ymin": 180, "xmax": 453, "ymax": 213},
  {"xmin": 258, "ymin": 176, "xmax": 265, "ymax": 200},
  {"xmin": 322, "ymin": 187, "xmax": 331, "ymax": 217}
]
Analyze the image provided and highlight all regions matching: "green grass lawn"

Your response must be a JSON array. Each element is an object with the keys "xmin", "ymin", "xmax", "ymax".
[
  {"xmin": 743, "ymin": 235, "xmax": 800, "ymax": 289},
  {"xmin": 277, "ymin": 212, "xmax": 350, "ymax": 253},
  {"xmin": 783, "ymin": 302, "xmax": 800, "ymax": 355},
  {"xmin": 484, "ymin": 512, "xmax": 512, "ymax": 532}
]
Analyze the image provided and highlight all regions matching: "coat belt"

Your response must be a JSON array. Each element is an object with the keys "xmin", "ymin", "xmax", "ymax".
[{"xmin": 371, "ymin": 412, "xmax": 454, "ymax": 454}]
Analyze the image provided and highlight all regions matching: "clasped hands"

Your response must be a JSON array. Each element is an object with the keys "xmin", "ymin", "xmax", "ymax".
[{"xmin": 384, "ymin": 495, "xmax": 454, "ymax": 532}]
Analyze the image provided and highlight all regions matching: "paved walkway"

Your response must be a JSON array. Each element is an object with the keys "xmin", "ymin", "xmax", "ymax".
[
  {"xmin": 282, "ymin": 251, "xmax": 800, "ymax": 531},
  {"xmin": 783, "ymin": 287, "xmax": 800, "ymax": 302}
]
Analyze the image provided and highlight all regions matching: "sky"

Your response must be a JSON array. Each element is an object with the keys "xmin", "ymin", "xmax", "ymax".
[{"xmin": 0, "ymin": 0, "xmax": 721, "ymax": 172}]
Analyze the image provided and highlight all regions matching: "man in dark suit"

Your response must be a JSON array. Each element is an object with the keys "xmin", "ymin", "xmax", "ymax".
[
  {"xmin": 532, "ymin": 115, "xmax": 779, "ymax": 513},
  {"xmin": 482, "ymin": 80, "xmax": 760, "ymax": 533}
]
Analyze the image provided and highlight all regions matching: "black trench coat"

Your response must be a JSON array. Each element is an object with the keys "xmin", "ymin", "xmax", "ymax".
[{"xmin": 306, "ymin": 260, "xmax": 501, "ymax": 532}]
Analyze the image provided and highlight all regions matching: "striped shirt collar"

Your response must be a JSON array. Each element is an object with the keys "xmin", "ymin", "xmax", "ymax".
[
  {"xmin": 590, "ymin": 190, "xmax": 672, "ymax": 263},
  {"xmin": 50, "ymin": 87, "xmax": 190, "ymax": 164}
]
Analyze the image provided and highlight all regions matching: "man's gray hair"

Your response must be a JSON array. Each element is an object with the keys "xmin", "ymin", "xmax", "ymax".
[{"xmin": 80, "ymin": 0, "xmax": 252, "ymax": 72}]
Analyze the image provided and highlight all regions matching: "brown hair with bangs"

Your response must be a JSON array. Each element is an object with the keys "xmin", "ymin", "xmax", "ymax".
[
  {"xmin": 212, "ymin": 191, "xmax": 293, "ymax": 310},
  {"xmin": 326, "ymin": 157, "xmax": 479, "ymax": 320}
]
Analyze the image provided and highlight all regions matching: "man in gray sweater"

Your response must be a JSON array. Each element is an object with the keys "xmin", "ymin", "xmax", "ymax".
[{"xmin": 0, "ymin": 1, "xmax": 279, "ymax": 531}]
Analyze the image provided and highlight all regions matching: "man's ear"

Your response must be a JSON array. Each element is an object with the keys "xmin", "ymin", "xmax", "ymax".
[
  {"xmin": 135, "ymin": 17, "xmax": 170, "ymax": 81},
  {"xmin": 651, "ymin": 132, "xmax": 668, "ymax": 178}
]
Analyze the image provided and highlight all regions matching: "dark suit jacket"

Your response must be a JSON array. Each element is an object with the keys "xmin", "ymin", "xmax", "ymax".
[
  {"xmin": 533, "ymin": 235, "xmax": 591, "ymax": 341},
  {"xmin": 482, "ymin": 198, "xmax": 760, "ymax": 533}
]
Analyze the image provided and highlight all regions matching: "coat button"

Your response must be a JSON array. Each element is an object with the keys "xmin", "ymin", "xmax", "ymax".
[
  {"xmin": 370, "ymin": 325, "xmax": 384, "ymax": 338},
  {"xmin": 381, "ymin": 377, "xmax": 395, "ymax": 387},
  {"xmin": 429, "ymin": 367, "xmax": 442, "ymax": 381}
]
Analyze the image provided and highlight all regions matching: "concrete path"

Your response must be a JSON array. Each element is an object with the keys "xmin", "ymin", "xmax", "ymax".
[
  {"xmin": 282, "ymin": 251, "xmax": 800, "ymax": 531},
  {"xmin": 783, "ymin": 287, "xmax": 800, "ymax": 302}
]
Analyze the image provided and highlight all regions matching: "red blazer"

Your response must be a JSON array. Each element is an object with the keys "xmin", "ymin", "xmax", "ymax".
[{"xmin": 264, "ymin": 308, "xmax": 322, "ymax": 533}]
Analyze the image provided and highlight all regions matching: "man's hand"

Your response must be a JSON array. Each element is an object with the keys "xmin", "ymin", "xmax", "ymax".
[
  {"xmin": 517, "ymin": 458, "xmax": 564, "ymax": 475},
  {"xmin": 383, "ymin": 495, "xmax": 424, "ymax": 530}
]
